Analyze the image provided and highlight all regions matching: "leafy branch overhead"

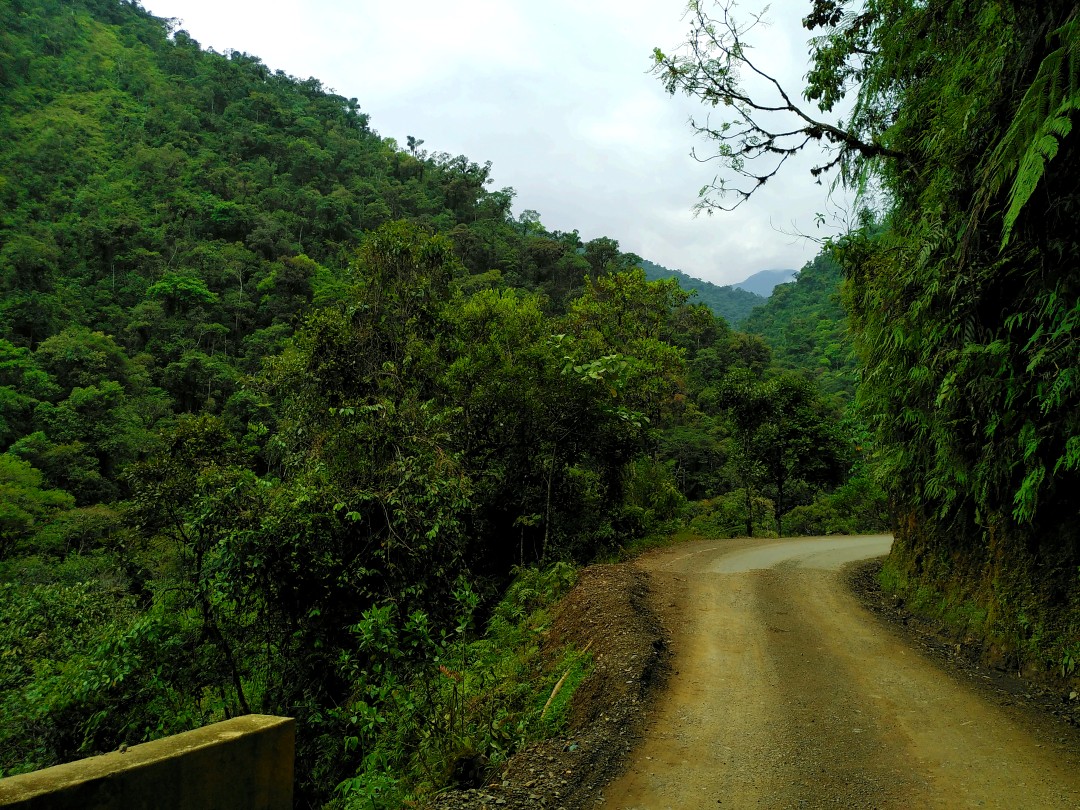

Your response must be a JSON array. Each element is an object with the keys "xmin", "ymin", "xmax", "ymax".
[{"xmin": 651, "ymin": 0, "xmax": 903, "ymax": 211}]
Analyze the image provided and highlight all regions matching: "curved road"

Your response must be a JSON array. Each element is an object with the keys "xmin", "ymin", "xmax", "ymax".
[{"xmin": 602, "ymin": 535, "xmax": 1080, "ymax": 809}]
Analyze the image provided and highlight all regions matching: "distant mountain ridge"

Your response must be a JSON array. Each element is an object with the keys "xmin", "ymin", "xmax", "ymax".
[
  {"xmin": 733, "ymin": 268, "xmax": 799, "ymax": 297},
  {"xmin": 639, "ymin": 259, "xmax": 764, "ymax": 327}
]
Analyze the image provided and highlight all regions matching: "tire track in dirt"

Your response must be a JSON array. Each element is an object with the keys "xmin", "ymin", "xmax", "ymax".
[
  {"xmin": 746, "ymin": 566, "xmax": 930, "ymax": 808},
  {"xmin": 601, "ymin": 536, "xmax": 1080, "ymax": 809}
]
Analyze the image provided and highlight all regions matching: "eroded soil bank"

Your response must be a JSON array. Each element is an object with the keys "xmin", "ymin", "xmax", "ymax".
[{"xmin": 431, "ymin": 563, "xmax": 672, "ymax": 810}]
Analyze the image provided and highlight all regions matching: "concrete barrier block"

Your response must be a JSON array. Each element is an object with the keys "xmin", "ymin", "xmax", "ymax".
[{"xmin": 0, "ymin": 714, "xmax": 294, "ymax": 809}]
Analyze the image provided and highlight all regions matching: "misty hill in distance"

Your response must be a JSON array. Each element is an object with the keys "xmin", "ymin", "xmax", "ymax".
[
  {"xmin": 733, "ymin": 268, "xmax": 800, "ymax": 297},
  {"xmin": 639, "ymin": 259, "xmax": 794, "ymax": 327}
]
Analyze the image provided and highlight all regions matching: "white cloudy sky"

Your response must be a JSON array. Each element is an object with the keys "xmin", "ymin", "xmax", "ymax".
[{"xmin": 141, "ymin": 0, "xmax": 851, "ymax": 285}]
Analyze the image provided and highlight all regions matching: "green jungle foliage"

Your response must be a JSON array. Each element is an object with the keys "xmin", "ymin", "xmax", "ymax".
[
  {"xmin": 833, "ymin": 0, "xmax": 1080, "ymax": 677},
  {"xmin": 655, "ymin": 0, "xmax": 1080, "ymax": 678},
  {"xmin": 0, "ymin": 0, "xmax": 882, "ymax": 804},
  {"xmin": 329, "ymin": 564, "xmax": 589, "ymax": 808},
  {"xmin": 639, "ymin": 257, "xmax": 765, "ymax": 327},
  {"xmin": 743, "ymin": 253, "xmax": 857, "ymax": 404}
]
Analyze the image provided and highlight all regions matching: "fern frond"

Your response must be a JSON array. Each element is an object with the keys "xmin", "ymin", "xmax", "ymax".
[{"xmin": 974, "ymin": 16, "xmax": 1080, "ymax": 247}]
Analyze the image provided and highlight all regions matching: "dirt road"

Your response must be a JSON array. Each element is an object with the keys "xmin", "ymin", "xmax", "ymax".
[{"xmin": 602, "ymin": 535, "xmax": 1080, "ymax": 809}]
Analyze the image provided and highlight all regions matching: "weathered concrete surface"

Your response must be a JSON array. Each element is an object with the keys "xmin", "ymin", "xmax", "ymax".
[{"xmin": 0, "ymin": 714, "xmax": 294, "ymax": 809}]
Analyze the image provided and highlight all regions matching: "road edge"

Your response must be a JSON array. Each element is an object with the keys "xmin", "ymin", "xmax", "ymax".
[{"xmin": 846, "ymin": 559, "xmax": 1080, "ymax": 740}]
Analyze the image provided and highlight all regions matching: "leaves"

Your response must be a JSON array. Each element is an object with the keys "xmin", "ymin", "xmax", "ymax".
[{"xmin": 977, "ymin": 16, "xmax": 1080, "ymax": 247}]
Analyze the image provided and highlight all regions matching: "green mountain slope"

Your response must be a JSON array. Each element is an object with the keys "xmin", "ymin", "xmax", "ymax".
[
  {"xmin": 0, "ymin": 0, "xmax": 633, "ymax": 362},
  {"xmin": 742, "ymin": 253, "xmax": 855, "ymax": 403},
  {"xmin": 639, "ymin": 258, "xmax": 764, "ymax": 326},
  {"xmin": 0, "ymin": 2, "xmax": 884, "ymax": 802},
  {"xmin": 0, "ymin": 1, "xmax": 719, "ymax": 798}
]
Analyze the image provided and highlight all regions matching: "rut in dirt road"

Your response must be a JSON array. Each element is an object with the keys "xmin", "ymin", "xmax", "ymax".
[{"xmin": 602, "ymin": 536, "xmax": 1080, "ymax": 810}]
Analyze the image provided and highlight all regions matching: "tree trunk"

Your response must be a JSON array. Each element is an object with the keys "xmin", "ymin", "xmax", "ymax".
[
  {"xmin": 744, "ymin": 484, "xmax": 753, "ymax": 538},
  {"xmin": 776, "ymin": 475, "xmax": 785, "ymax": 538},
  {"xmin": 542, "ymin": 443, "xmax": 557, "ymax": 562}
]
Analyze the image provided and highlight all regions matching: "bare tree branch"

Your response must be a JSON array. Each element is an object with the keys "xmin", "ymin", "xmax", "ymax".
[{"xmin": 653, "ymin": 0, "xmax": 905, "ymax": 211}]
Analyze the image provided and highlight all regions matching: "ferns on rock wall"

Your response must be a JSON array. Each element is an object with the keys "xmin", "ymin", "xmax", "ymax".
[{"xmin": 833, "ymin": 0, "xmax": 1080, "ymax": 669}]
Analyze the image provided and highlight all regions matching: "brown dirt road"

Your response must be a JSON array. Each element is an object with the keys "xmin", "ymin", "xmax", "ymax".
[{"xmin": 601, "ymin": 535, "xmax": 1080, "ymax": 809}]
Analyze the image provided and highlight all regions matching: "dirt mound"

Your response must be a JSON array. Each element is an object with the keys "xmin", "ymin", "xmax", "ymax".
[{"xmin": 431, "ymin": 562, "xmax": 669, "ymax": 810}]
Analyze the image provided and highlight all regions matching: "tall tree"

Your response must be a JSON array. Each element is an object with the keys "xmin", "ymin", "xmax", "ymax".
[
  {"xmin": 752, "ymin": 374, "xmax": 845, "ymax": 536},
  {"xmin": 717, "ymin": 367, "xmax": 771, "ymax": 537}
]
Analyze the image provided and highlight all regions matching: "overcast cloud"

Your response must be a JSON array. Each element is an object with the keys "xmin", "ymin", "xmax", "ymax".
[{"xmin": 141, "ymin": 0, "xmax": 849, "ymax": 285}]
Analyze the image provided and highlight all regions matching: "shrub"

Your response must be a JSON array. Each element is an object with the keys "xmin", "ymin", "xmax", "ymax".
[
  {"xmin": 688, "ymin": 488, "xmax": 775, "ymax": 538},
  {"xmin": 331, "ymin": 564, "xmax": 590, "ymax": 808}
]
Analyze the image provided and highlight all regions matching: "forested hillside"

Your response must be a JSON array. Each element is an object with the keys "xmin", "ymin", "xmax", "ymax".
[
  {"xmin": 655, "ymin": 0, "xmax": 1080, "ymax": 684},
  {"xmin": 639, "ymin": 258, "xmax": 764, "ymax": 326},
  {"xmin": 0, "ymin": 0, "xmax": 651, "ymax": 509},
  {"xmin": 743, "ymin": 253, "xmax": 856, "ymax": 403},
  {"xmin": 0, "ymin": 1, "xmax": 884, "ymax": 805}
]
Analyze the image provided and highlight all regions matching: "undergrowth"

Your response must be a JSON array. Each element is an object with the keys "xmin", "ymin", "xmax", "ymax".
[
  {"xmin": 879, "ymin": 561, "xmax": 990, "ymax": 635},
  {"xmin": 328, "ymin": 563, "xmax": 591, "ymax": 809},
  {"xmin": 879, "ymin": 555, "xmax": 1080, "ymax": 684}
]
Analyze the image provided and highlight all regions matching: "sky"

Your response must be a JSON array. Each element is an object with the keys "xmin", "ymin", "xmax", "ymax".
[{"xmin": 140, "ymin": 0, "xmax": 852, "ymax": 286}]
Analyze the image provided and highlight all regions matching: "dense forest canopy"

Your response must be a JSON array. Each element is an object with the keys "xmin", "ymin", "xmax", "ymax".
[
  {"xmin": 655, "ymin": 0, "xmax": 1079, "ymax": 682},
  {"xmin": 0, "ymin": 1, "xmax": 880, "ymax": 805}
]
